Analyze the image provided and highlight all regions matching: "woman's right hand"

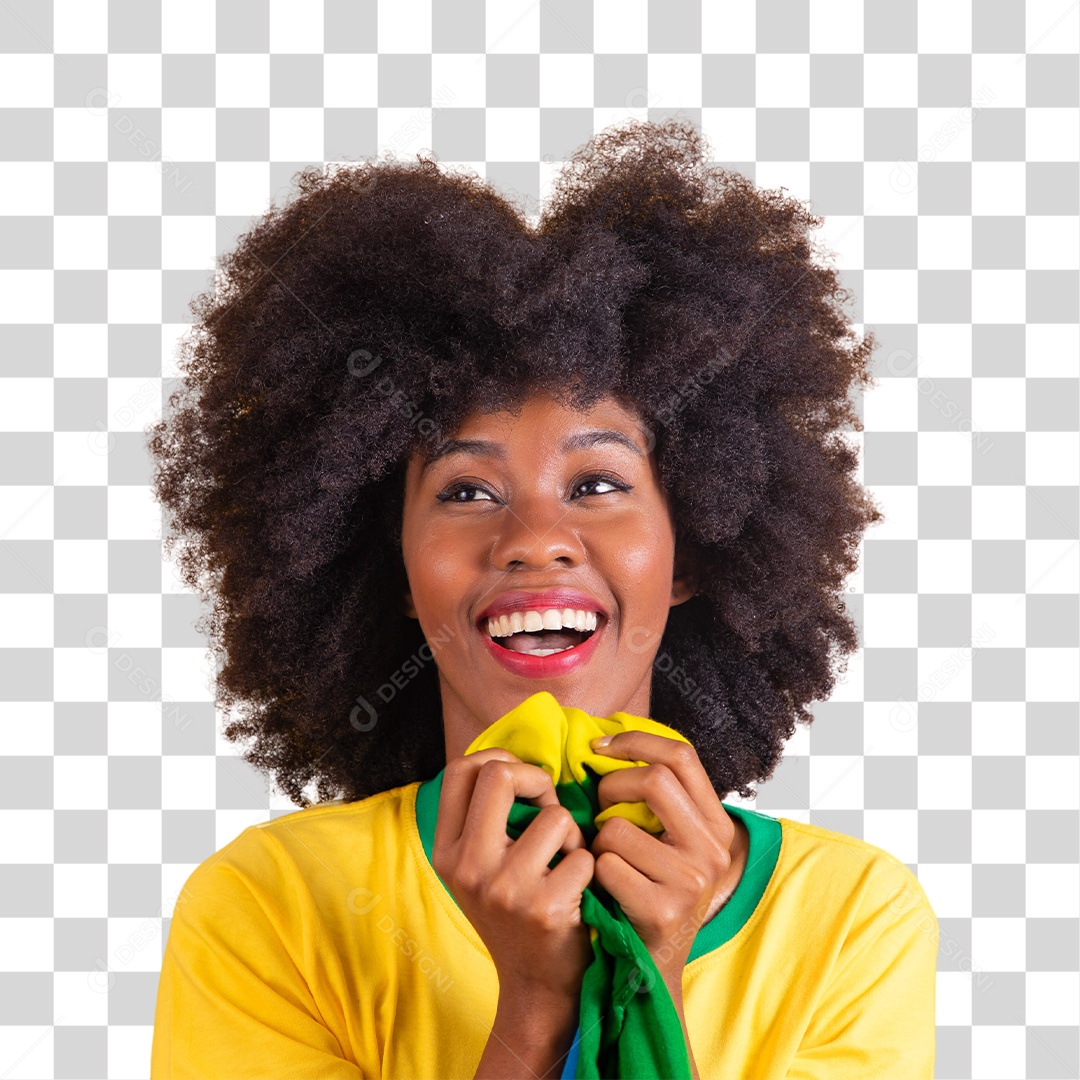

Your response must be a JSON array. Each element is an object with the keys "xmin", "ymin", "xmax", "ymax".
[{"xmin": 432, "ymin": 747, "xmax": 597, "ymax": 1003}]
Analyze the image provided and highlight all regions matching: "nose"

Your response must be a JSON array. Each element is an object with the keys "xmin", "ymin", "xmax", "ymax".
[{"xmin": 489, "ymin": 496, "xmax": 584, "ymax": 570}]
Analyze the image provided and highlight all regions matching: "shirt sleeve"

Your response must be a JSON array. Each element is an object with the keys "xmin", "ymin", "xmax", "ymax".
[
  {"xmin": 150, "ymin": 833, "xmax": 366, "ymax": 1080},
  {"xmin": 784, "ymin": 874, "xmax": 939, "ymax": 1079}
]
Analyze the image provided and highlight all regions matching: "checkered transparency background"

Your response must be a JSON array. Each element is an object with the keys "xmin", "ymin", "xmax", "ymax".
[{"xmin": 1, "ymin": 0, "xmax": 1078, "ymax": 1077}]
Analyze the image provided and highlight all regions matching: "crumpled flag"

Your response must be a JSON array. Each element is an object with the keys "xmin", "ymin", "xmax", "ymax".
[{"xmin": 464, "ymin": 690, "xmax": 694, "ymax": 1080}]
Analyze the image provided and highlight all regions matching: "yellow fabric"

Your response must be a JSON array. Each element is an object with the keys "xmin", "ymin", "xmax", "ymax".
[
  {"xmin": 463, "ymin": 689, "xmax": 693, "ymax": 833},
  {"xmin": 151, "ymin": 769, "xmax": 938, "ymax": 1077}
]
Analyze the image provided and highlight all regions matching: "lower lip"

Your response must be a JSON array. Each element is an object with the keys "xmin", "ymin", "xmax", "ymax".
[{"xmin": 480, "ymin": 618, "xmax": 605, "ymax": 678}]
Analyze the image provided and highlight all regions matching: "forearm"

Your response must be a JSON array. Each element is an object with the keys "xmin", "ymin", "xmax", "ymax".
[
  {"xmin": 473, "ymin": 988, "xmax": 580, "ymax": 1080},
  {"xmin": 664, "ymin": 974, "xmax": 701, "ymax": 1080}
]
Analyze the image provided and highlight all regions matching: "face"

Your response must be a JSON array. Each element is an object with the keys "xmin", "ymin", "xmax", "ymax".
[{"xmin": 399, "ymin": 390, "xmax": 696, "ymax": 764}]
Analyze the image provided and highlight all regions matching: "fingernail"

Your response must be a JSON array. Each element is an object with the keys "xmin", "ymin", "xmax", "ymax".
[{"xmin": 591, "ymin": 736, "xmax": 612, "ymax": 749}]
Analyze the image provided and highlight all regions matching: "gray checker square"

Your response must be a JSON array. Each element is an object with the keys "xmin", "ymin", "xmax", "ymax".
[
  {"xmin": 109, "ymin": 972, "xmax": 161, "ymax": 1025},
  {"xmin": 109, "ymin": 863, "xmax": 162, "ymax": 917},
  {"xmin": 971, "ymin": 431, "xmax": 1024, "ymax": 486},
  {"xmin": 864, "ymin": 2, "xmax": 916, "ymax": 52},
  {"xmin": 162, "ymin": 162, "xmax": 216, "ymax": 215},
  {"xmin": 972, "ymin": 971, "xmax": 1024, "ymax": 1024},
  {"xmin": 917, "ymin": 162, "xmax": 972, "ymax": 215},
  {"xmin": 972, "ymin": 216, "xmax": 1025, "ymax": 270},
  {"xmin": 1028, "ymin": 918, "xmax": 1080, "ymax": 971},
  {"xmin": 864, "ymin": 432, "xmax": 916, "ymax": 484},
  {"xmin": 807, "ymin": 702, "xmax": 864, "ymax": 755},
  {"xmin": 162, "ymin": 701, "xmax": 217, "ymax": 755},
  {"xmin": 1028, "ymin": 810, "xmax": 1079, "ymax": 863},
  {"xmin": 1027, "ymin": 54, "xmax": 1080, "ymax": 107},
  {"xmin": 972, "ymin": 108, "xmax": 1025, "ymax": 161},
  {"xmin": 1029, "ymin": 1027, "xmax": 1080, "ymax": 1078},
  {"xmin": 108, "ymin": 216, "xmax": 162, "ymax": 270},
  {"xmin": 217, "ymin": 0, "xmax": 269, "ymax": 52},
  {"xmin": 487, "ymin": 54, "xmax": 540, "ymax": 107},
  {"xmin": 972, "ymin": 539, "xmax": 1026, "ymax": 593},
  {"xmin": 430, "ymin": 0, "xmax": 482, "ymax": 52},
  {"xmin": 972, "ymin": 648, "xmax": 1025, "ymax": 701},
  {"xmin": 972, "ymin": 0, "xmax": 1026, "ymax": 52},
  {"xmin": 702, "ymin": 54, "xmax": 755, "ymax": 107},
  {"xmin": 55, "ymin": 270, "xmax": 107, "ymax": 323},
  {"xmin": 1027, "ymin": 702, "xmax": 1080, "ymax": 755},
  {"xmin": 808, "ymin": 163, "xmax": 864, "ymax": 215},
  {"xmin": 863, "ymin": 647, "xmax": 917, "ymax": 701},
  {"xmin": 163, "ymin": 809, "xmax": 217, "ymax": 863},
  {"xmin": 1029, "ymin": 270, "xmax": 1080, "ymax": 324},
  {"xmin": 0, "ymin": 0, "xmax": 52, "ymax": 50},
  {"xmin": 54, "ymin": 485, "xmax": 107, "ymax": 539},
  {"xmin": 3, "ymin": 865, "xmax": 50, "ymax": 915},
  {"xmin": 217, "ymin": 757, "xmax": 272, "ymax": 809},
  {"xmin": 216, "ymin": 109, "xmax": 270, "ymax": 161},
  {"xmin": 648, "ymin": 0, "xmax": 700, "ymax": 52},
  {"xmin": 917, "ymin": 702, "xmax": 972, "ymax": 755},
  {"xmin": 109, "ymin": 323, "xmax": 162, "ymax": 377},
  {"xmin": 55, "ymin": 54, "xmax": 108, "ymax": 108},
  {"xmin": 55, "ymin": 918, "xmax": 106, "ymax": 971},
  {"xmin": 918, "ymin": 486, "xmax": 971, "ymax": 539},
  {"xmin": 54, "ymin": 702, "xmax": 108, "ymax": 755},
  {"xmin": 164, "ymin": 269, "xmax": 217, "ymax": 324},
  {"xmin": 757, "ymin": 109, "xmax": 809, "ymax": 161},
  {"xmin": 809, "ymin": 55, "xmax": 862, "ymax": 107},
  {"xmin": 0, "ymin": 756, "xmax": 51, "ymax": 809},
  {"xmin": 163, "ymin": 55, "xmax": 216, "ymax": 107},
  {"xmin": 918, "ymin": 270, "xmax": 971, "ymax": 323},
  {"xmin": 55, "ymin": 377, "xmax": 107, "ymax": 431},
  {"xmin": 918, "ymin": 54, "xmax": 971, "ymax": 107},
  {"xmin": 108, "ymin": 0, "xmax": 160, "ymax": 51},
  {"xmin": 973, "ymin": 864, "xmax": 1025, "ymax": 916},
  {"xmin": 55, "ymin": 809, "xmax": 107, "ymax": 863},
  {"xmin": 107, "ymin": 108, "xmax": 163, "ymax": 163},
  {"xmin": 1027, "ymin": 486, "xmax": 1079, "ymax": 539},
  {"xmin": 0, "ymin": 109, "xmax": 52, "ymax": 160},
  {"xmin": 864, "ymin": 217, "xmax": 917, "ymax": 269},
  {"xmin": 863, "ymin": 756, "xmax": 916, "ymax": 809},
  {"xmin": 1027, "ymin": 163, "xmax": 1080, "ymax": 215},
  {"xmin": 755, "ymin": 0, "xmax": 809, "ymax": 52},
  {"xmin": 378, "ymin": 54, "xmax": 432, "ymax": 107},
  {"xmin": 541, "ymin": 109, "xmax": 597, "ymax": 162},
  {"xmin": 55, "ymin": 162, "xmax": 108, "ymax": 215},
  {"xmin": 55, "ymin": 1027, "xmax": 107, "ymax": 1080},
  {"xmin": 752, "ymin": 753, "xmax": 809, "ymax": 811},
  {"xmin": 596, "ymin": 54, "xmax": 649, "ymax": 109},
  {"xmin": 918, "ymin": 594, "xmax": 972, "ymax": 647},
  {"xmin": 918, "ymin": 809, "xmax": 971, "ymax": 862},
  {"xmin": 107, "ymin": 431, "xmax": 156, "ymax": 485},
  {"xmin": 540, "ymin": 0, "xmax": 592, "ymax": 52},
  {"xmin": 864, "ymin": 109, "xmax": 917, "ymax": 161},
  {"xmin": 867, "ymin": 323, "xmax": 917, "ymax": 380},
  {"xmin": 863, "ymin": 539, "xmax": 917, "ymax": 593},
  {"xmin": 109, "ymin": 756, "xmax": 162, "ymax": 809},
  {"xmin": 54, "ymin": 593, "xmax": 108, "ymax": 649},
  {"xmin": 270, "ymin": 54, "xmax": 324, "ymax": 107},
  {"xmin": 1027, "ymin": 595, "xmax": 1080, "ymax": 647},
  {"xmin": 973, "ymin": 322, "xmax": 1024, "ymax": 377},
  {"xmin": 1027, "ymin": 378, "xmax": 1080, "ymax": 431},
  {"xmin": 433, "ymin": 108, "xmax": 485, "ymax": 160},
  {"xmin": 324, "ymin": 109, "xmax": 379, "ymax": 162},
  {"xmin": 107, "ymin": 643, "xmax": 163, "ymax": 701},
  {"xmin": 972, "ymin": 756, "xmax": 1026, "ymax": 809}
]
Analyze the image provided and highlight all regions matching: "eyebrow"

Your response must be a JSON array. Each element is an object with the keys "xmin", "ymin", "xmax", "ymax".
[{"xmin": 420, "ymin": 427, "xmax": 646, "ymax": 475}]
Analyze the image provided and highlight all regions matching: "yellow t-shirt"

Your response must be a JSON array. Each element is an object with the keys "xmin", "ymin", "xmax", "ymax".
[{"xmin": 150, "ymin": 775, "xmax": 938, "ymax": 1078}]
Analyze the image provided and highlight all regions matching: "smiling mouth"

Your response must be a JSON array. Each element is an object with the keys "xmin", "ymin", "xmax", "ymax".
[{"xmin": 487, "ymin": 626, "xmax": 596, "ymax": 657}]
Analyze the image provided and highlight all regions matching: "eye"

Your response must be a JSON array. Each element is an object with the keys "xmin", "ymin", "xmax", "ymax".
[
  {"xmin": 436, "ymin": 482, "xmax": 496, "ymax": 503},
  {"xmin": 573, "ymin": 474, "xmax": 631, "ymax": 497},
  {"xmin": 435, "ymin": 473, "xmax": 632, "ymax": 504}
]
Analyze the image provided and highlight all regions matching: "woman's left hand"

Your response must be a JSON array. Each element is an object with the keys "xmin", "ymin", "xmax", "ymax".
[{"xmin": 588, "ymin": 731, "xmax": 740, "ymax": 998}]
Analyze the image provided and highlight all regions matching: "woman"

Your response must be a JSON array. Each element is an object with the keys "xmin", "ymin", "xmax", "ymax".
[{"xmin": 148, "ymin": 117, "xmax": 937, "ymax": 1078}]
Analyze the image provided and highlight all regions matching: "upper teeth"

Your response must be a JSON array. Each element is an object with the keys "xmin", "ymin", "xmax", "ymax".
[{"xmin": 486, "ymin": 608, "xmax": 599, "ymax": 638}]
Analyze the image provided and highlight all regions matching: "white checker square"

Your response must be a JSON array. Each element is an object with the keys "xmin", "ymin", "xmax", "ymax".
[
  {"xmin": 918, "ymin": 432, "xmax": 973, "ymax": 485},
  {"xmin": 106, "ymin": 379, "xmax": 166, "ymax": 441},
  {"xmin": 971, "ymin": 594, "xmax": 1026, "ymax": 648},
  {"xmin": 163, "ymin": 756, "xmax": 217, "ymax": 809},
  {"xmin": 539, "ymin": 54, "xmax": 595, "ymax": 107},
  {"xmin": 1026, "ymin": 754, "xmax": 1079, "ymax": 810},
  {"xmin": 971, "ymin": 163, "xmax": 1026, "ymax": 216},
  {"xmin": 936, "ymin": 971, "xmax": 974, "ymax": 1025},
  {"xmin": 755, "ymin": 54, "xmax": 809, "ymax": 109},
  {"xmin": 54, "ymin": 436, "xmax": 108, "ymax": 488},
  {"xmin": 1026, "ymin": 216, "xmax": 1080, "ymax": 271},
  {"xmin": 0, "ymin": 55, "xmax": 52, "ymax": 107},
  {"xmin": 701, "ymin": 0, "xmax": 753, "ymax": 52},
  {"xmin": 0, "ymin": 810, "xmax": 51, "ymax": 862},
  {"xmin": 1027, "ymin": 107, "xmax": 1080, "ymax": 163},
  {"xmin": 216, "ymin": 811, "xmax": 269, "ymax": 851},
  {"xmin": 485, "ymin": 108, "xmax": 540, "ymax": 161},
  {"xmin": 215, "ymin": 163, "xmax": 272, "ymax": 216},
  {"xmin": 1026, "ymin": 865, "xmax": 1079, "ymax": 918},
  {"xmin": 701, "ymin": 107, "xmax": 756, "ymax": 161},
  {"xmin": 54, "ymin": 865, "xmax": 109, "ymax": 918},
  {"xmin": 109, "ymin": 810, "xmax": 163, "ymax": 863},
  {"xmin": 917, "ymin": 0, "xmax": 971, "ymax": 51},
  {"xmin": 917, "ymin": 215, "xmax": 972, "ymax": 270},
  {"xmin": 163, "ymin": 646, "xmax": 220, "ymax": 702},
  {"xmin": 917, "ymin": 107, "xmax": 974, "ymax": 165},
  {"xmin": 972, "ymin": 486, "xmax": 1026, "ymax": 540},
  {"xmin": 645, "ymin": 54, "xmax": 703, "ymax": 108},
  {"xmin": 54, "ymin": 0, "xmax": 107, "ymax": 52},
  {"xmin": 108, "ymin": 269, "xmax": 163, "ymax": 324},
  {"xmin": 863, "ymin": 55, "xmax": 918, "ymax": 108},
  {"xmin": 108, "ymin": 55, "xmax": 163, "ymax": 108},
  {"xmin": 807, "ymin": 754, "xmax": 864, "ymax": 810},
  {"xmin": 0, "ymin": 378, "xmax": 50, "ymax": 434},
  {"xmin": 324, "ymin": 53, "xmax": 380, "ymax": 108},
  {"xmin": 1026, "ymin": 647, "xmax": 1080, "ymax": 703},
  {"xmin": 54, "ymin": 970, "xmax": 110, "ymax": 1026},
  {"xmin": 53, "ymin": 756, "xmax": 108, "ymax": 810},
  {"xmin": 972, "ymin": 269, "xmax": 1027, "ymax": 324},
  {"xmin": 381, "ymin": 0, "xmax": 433, "ymax": 51},
  {"xmin": 916, "ymin": 863, "xmax": 972, "ymax": 918},
  {"xmin": 866, "ymin": 375, "xmax": 918, "ymax": 431},
  {"xmin": 972, "ymin": 377, "xmax": 1027, "ymax": 431},
  {"xmin": 1026, "ymin": 0, "xmax": 1080, "ymax": 52},
  {"xmin": 810, "ymin": 109, "xmax": 863, "ymax": 162},
  {"xmin": 815, "ymin": 213, "xmax": 863, "ymax": 268},
  {"xmin": 913, "ymin": 324, "xmax": 972, "ymax": 379},
  {"xmin": 0, "ymin": 163, "xmax": 53, "ymax": 215},
  {"xmin": 376, "ymin": 107, "xmax": 435, "ymax": 158},
  {"xmin": 54, "ymin": 216, "xmax": 108, "ymax": 271},
  {"xmin": 428, "ymin": 55, "xmax": 483, "ymax": 110},
  {"xmin": 108, "ymin": 162, "xmax": 164, "ymax": 215},
  {"xmin": 865, "ymin": 485, "xmax": 917, "ymax": 541},
  {"xmin": 161, "ymin": 214, "xmax": 216, "ymax": 271},
  {"xmin": 269, "ymin": 108, "xmax": 326, "ymax": 161},
  {"xmin": 108, "ymin": 705, "xmax": 163, "ymax": 756},
  {"xmin": 53, "ymin": 645, "xmax": 108, "ymax": 704},
  {"xmin": 54, "ymin": 106, "xmax": 109, "ymax": 163},
  {"xmin": 161, "ymin": 108, "xmax": 216, "ymax": 163},
  {"xmin": 756, "ymin": 163, "xmax": 810, "ymax": 203},
  {"xmin": 862, "ymin": 160, "xmax": 919, "ymax": 214},
  {"xmin": 971, "ymin": 916, "xmax": 1026, "ymax": 970},
  {"xmin": 1026, "ymin": 972, "xmax": 1080, "ymax": 1026},
  {"xmin": 162, "ymin": 865, "xmax": 198, "ymax": 916},
  {"xmin": 918, "ymin": 755, "xmax": 973, "ymax": 809},
  {"xmin": 0, "ymin": 705, "xmax": 52, "ymax": 752},
  {"xmin": 162, "ymin": 0, "xmax": 215, "ymax": 51},
  {"xmin": 270, "ymin": 0, "xmax": 324, "ymax": 52},
  {"xmin": 108, "ymin": 917, "xmax": 165, "ymax": 972},
  {"xmin": 971, "ymin": 54, "xmax": 1026, "ymax": 109},
  {"xmin": 861, "ymin": 809, "xmax": 919, "ymax": 865},
  {"xmin": 863, "ymin": 701, "xmax": 920, "ymax": 757},
  {"xmin": 1027, "ymin": 433, "xmax": 1080, "ymax": 487},
  {"xmin": 918, "ymin": 540, "xmax": 972, "ymax": 592},
  {"xmin": 103, "ymin": 594, "xmax": 161, "ymax": 653},
  {"xmin": 215, "ymin": 55, "xmax": 271, "ymax": 109},
  {"xmin": 55, "ymin": 325, "xmax": 108, "ymax": 378},
  {"xmin": 1025, "ymin": 540, "xmax": 1080, "ymax": 595},
  {"xmin": 862, "ymin": 269, "xmax": 918, "ymax": 324},
  {"xmin": 971, "ymin": 808, "xmax": 1026, "ymax": 863},
  {"xmin": 863, "ymin": 594, "xmax": 918, "ymax": 647},
  {"xmin": 0, "ymin": 918, "xmax": 52, "ymax": 970},
  {"xmin": 972, "ymin": 703, "xmax": 1027, "ymax": 755},
  {"xmin": 109, "ymin": 1026, "xmax": 156, "ymax": 1080},
  {"xmin": 809, "ymin": 0, "xmax": 864, "ymax": 52}
]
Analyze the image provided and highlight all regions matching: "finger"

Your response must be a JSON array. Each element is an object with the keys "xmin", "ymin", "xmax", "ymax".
[
  {"xmin": 595, "ymin": 763, "xmax": 705, "ymax": 849},
  {"xmin": 593, "ymin": 732, "xmax": 729, "ymax": 833},
  {"xmin": 508, "ymin": 803, "xmax": 589, "ymax": 877},
  {"xmin": 434, "ymin": 747, "xmax": 519, "ymax": 852}
]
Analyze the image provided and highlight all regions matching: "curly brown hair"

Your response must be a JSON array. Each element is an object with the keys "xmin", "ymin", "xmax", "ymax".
[{"xmin": 146, "ymin": 116, "xmax": 881, "ymax": 808}]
